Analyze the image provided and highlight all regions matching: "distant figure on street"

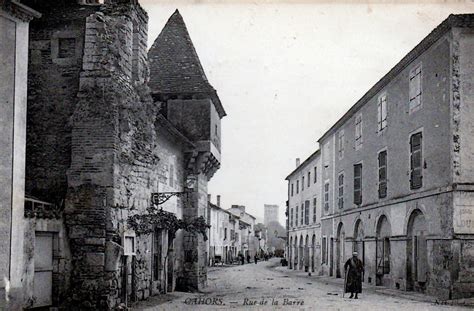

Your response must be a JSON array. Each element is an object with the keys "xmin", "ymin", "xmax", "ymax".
[
  {"xmin": 344, "ymin": 251, "xmax": 364, "ymax": 299},
  {"xmin": 240, "ymin": 254, "xmax": 245, "ymax": 265},
  {"xmin": 247, "ymin": 254, "xmax": 250, "ymax": 264},
  {"xmin": 254, "ymin": 254, "xmax": 258, "ymax": 264}
]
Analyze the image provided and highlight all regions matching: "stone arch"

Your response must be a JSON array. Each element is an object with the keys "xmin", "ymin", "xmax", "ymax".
[
  {"xmin": 406, "ymin": 209, "xmax": 428, "ymax": 291},
  {"xmin": 375, "ymin": 215, "xmax": 391, "ymax": 285},
  {"xmin": 299, "ymin": 234, "xmax": 304, "ymax": 270},
  {"xmin": 353, "ymin": 219, "xmax": 365, "ymax": 270},
  {"xmin": 336, "ymin": 222, "xmax": 346, "ymax": 278}
]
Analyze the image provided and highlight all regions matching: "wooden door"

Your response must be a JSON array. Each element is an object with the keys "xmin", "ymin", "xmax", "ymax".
[{"xmin": 33, "ymin": 232, "xmax": 53, "ymax": 308}]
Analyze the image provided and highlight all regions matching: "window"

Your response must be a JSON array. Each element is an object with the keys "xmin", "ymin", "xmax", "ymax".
[
  {"xmin": 169, "ymin": 164, "xmax": 174, "ymax": 187},
  {"xmin": 291, "ymin": 183, "xmax": 294, "ymax": 197},
  {"xmin": 295, "ymin": 206, "xmax": 299, "ymax": 226},
  {"xmin": 304, "ymin": 200, "xmax": 309, "ymax": 225},
  {"xmin": 354, "ymin": 164, "xmax": 362, "ymax": 205},
  {"xmin": 301, "ymin": 204, "xmax": 304, "ymax": 225},
  {"xmin": 338, "ymin": 173, "xmax": 344, "ymax": 209},
  {"xmin": 314, "ymin": 167, "xmax": 317, "ymax": 183},
  {"xmin": 378, "ymin": 94, "xmax": 387, "ymax": 131},
  {"xmin": 307, "ymin": 172, "xmax": 311, "ymax": 187},
  {"xmin": 324, "ymin": 182, "xmax": 330, "ymax": 210},
  {"xmin": 410, "ymin": 132, "xmax": 423, "ymax": 189},
  {"xmin": 313, "ymin": 197, "xmax": 317, "ymax": 223},
  {"xmin": 302, "ymin": 176, "xmax": 305, "ymax": 191},
  {"xmin": 224, "ymin": 228, "xmax": 227, "ymax": 240},
  {"xmin": 296, "ymin": 180, "xmax": 299, "ymax": 194},
  {"xmin": 378, "ymin": 150, "xmax": 387, "ymax": 198},
  {"xmin": 322, "ymin": 237, "xmax": 327, "ymax": 264},
  {"xmin": 355, "ymin": 114, "xmax": 363, "ymax": 148},
  {"xmin": 338, "ymin": 131, "xmax": 344, "ymax": 159},
  {"xmin": 290, "ymin": 208, "xmax": 294, "ymax": 227},
  {"xmin": 409, "ymin": 64, "xmax": 422, "ymax": 112},
  {"xmin": 58, "ymin": 38, "xmax": 76, "ymax": 58}
]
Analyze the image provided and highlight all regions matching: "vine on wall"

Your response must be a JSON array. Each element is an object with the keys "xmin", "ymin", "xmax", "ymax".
[{"xmin": 127, "ymin": 206, "xmax": 210, "ymax": 241}]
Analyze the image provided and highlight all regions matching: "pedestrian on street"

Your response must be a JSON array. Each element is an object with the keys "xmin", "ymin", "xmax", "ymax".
[
  {"xmin": 240, "ymin": 254, "xmax": 245, "ymax": 265},
  {"xmin": 254, "ymin": 254, "xmax": 258, "ymax": 264},
  {"xmin": 247, "ymin": 254, "xmax": 250, "ymax": 264},
  {"xmin": 344, "ymin": 251, "xmax": 364, "ymax": 299}
]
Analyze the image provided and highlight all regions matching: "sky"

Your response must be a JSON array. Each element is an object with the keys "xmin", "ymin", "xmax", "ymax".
[{"xmin": 141, "ymin": 0, "xmax": 474, "ymax": 225}]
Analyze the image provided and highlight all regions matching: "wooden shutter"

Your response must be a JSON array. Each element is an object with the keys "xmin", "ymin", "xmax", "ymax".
[
  {"xmin": 354, "ymin": 164, "xmax": 362, "ymax": 204},
  {"xmin": 378, "ymin": 151, "xmax": 387, "ymax": 198},
  {"xmin": 416, "ymin": 233, "xmax": 427, "ymax": 282},
  {"xmin": 338, "ymin": 174, "xmax": 344, "ymax": 209},
  {"xmin": 410, "ymin": 133, "xmax": 423, "ymax": 189}
]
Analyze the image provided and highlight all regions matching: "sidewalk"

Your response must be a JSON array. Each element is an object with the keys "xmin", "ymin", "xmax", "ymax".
[{"xmin": 274, "ymin": 266, "xmax": 474, "ymax": 308}]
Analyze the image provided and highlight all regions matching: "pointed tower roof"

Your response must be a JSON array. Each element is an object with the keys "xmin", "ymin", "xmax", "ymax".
[{"xmin": 148, "ymin": 10, "xmax": 226, "ymax": 117}]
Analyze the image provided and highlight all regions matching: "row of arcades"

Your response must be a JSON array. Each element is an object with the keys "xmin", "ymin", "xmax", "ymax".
[{"xmin": 288, "ymin": 207, "xmax": 431, "ymax": 294}]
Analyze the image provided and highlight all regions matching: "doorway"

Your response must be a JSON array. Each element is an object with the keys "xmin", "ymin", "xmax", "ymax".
[
  {"xmin": 407, "ymin": 210, "xmax": 428, "ymax": 291},
  {"xmin": 336, "ymin": 223, "xmax": 345, "ymax": 278},
  {"xmin": 33, "ymin": 232, "xmax": 54, "ymax": 308}
]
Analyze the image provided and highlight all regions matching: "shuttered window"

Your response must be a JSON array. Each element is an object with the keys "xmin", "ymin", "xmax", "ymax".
[
  {"xmin": 295, "ymin": 206, "xmax": 298, "ymax": 226},
  {"xmin": 338, "ymin": 173, "xmax": 344, "ymax": 209},
  {"xmin": 409, "ymin": 64, "xmax": 422, "ymax": 112},
  {"xmin": 314, "ymin": 167, "xmax": 317, "ymax": 183},
  {"xmin": 355, "ymin": 114, "xmax": 363, "ymax": 148},
  {"xmin": 307, "ymin": 172, "xmax": 311, "ymax": 187},
  {"xmin": 324, "ymin": 182, "xmax": 330, "ymax": 210},
  {"xmin": 290, "ymin": 208, "xmax": 293, "ymax": 227},
  {"xmin": 410, "ymin": 132, "xmax": 423, "ymax": 189},
  {"xmin": 338, "ymin": 131, "xmax": 344, "ymax": 159},
  {"xmin": 378, "ymin": 151, "xmax": 387, "ymax": 198},
  {"xmin": 313, "ymin": 197, "xmax": 317, "ymax": 223},
  {"xmin": 304, "ymin": 200, "xmax": 310, "ymax": 225},
  {"xmin": 354, "ymin": 164, "xmax": 362, "ymax": 205},
  {"xmin": 301, "ymin": 203, "xmax": 304, "ymax": 225},
  {"xmin": 378, "ymin": 94, "xmax": 387, "ymax": 131}
]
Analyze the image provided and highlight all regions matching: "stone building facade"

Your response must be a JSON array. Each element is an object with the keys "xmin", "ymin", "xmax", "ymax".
[
  {"xmin": 0, "ymin": 1, "xmax": 40, "ymax": 309},
  {"xmin": 286, "ymin": 151, "xmax": 322, "ymax": 274},
  {"xmin": 21, "ymin": 1, "xmax": 224, "ymax": 309},
  {"xmin": 286, "ymin": 14, "xmax": 474, "ymax": 300}
]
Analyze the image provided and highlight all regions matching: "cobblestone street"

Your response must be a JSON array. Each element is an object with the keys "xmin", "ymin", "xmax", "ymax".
[{"xmin": 134, "ymin": 258, "xmax": 472, "ymax": 311}]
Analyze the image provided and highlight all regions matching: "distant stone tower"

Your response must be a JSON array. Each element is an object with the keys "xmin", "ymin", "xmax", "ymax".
[
  {"xmin": 264, "ymin": 204, "xmax": 279, "ymax": 226},
  {"xmin": 148, "ymin": 10, "xmax": 226, "ymax": 291}
]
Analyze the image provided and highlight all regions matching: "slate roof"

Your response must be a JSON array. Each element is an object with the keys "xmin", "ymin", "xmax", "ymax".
[{"xmin": 148, "ymin": 10, "xmax": 226, "ymax": 117}]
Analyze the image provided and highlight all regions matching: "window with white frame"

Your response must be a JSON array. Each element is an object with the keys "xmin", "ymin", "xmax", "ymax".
[
  {"xmin": 338, "ymin": 130, "xmax": 344, "ymax": 159},
  {"xmin": 324, "ymin": 182, "xmax": 330, "ymax": 210},
  {"xmin": 378, "ymin": 94, "xmax": 387, "ymax": 131},
  {"xmin": 409, "ymin": 64, "xmax": 422, "ymax": 112},
  {"xmin": 338, "ymin": 173, "xmax": 344, "ymax": 209},
  {"xmin": 355, "ymin": 114, "xmax": 363, "ymax": 148}
]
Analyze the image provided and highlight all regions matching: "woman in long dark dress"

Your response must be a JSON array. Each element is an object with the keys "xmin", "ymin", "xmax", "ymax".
[{"xmin": 344, "ymin": 251, "xmax": 364, "ymax": 299}]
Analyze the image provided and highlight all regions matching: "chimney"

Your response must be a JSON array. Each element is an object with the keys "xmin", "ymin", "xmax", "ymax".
[
  {"xmin": 217, "ymin": 195, "xmax": 221, "ymax": 207},
  {"xmin": 296, "ymin": 158, "xmax": 301, "ymax": 167}
]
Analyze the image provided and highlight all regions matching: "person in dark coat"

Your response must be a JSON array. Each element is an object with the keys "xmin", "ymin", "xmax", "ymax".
[
  {"xmin": 254, "ymin": 254, "xmax": 258, "ymax": 264},
  {"xmin": 344, "ymin": 251, "xmax": 364, "ymax": 299},
  {"xmin": 247, "ymin": 254, "xmax": 251, "ymax": 264}
]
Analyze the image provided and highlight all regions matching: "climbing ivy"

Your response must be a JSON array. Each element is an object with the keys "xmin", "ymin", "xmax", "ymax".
[{"xmin": 127, "ymin": 206, "xmax": 210, "ymax": 241}]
